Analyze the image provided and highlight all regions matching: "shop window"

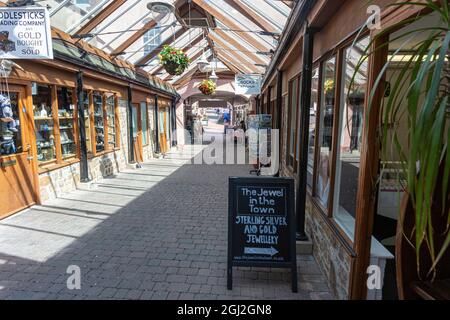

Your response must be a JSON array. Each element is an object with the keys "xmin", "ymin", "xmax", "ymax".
[
  {"xmin": 82, "ymin": 91, "xmax": 92, "ymax": 154},
  {"xmin": 106, "ymin": 94, "xmax": 117, "ymax": 149},
  {"xmin": 307, "ymin": 67, "xmax": 320, "ymax": 187},
  {"xmin": 132, "ymin": 105, "xmax": 138, "ymax": 140},
  {"xmin": 332, "ymin": 38, "xmax": 369, "ymax": 239},
  {"xmin": 140, "ymin": 102, "xmax": 148, "ymax": 146},
  {"xmin": 57, "ymin": 87, "xmax": 77, "ymax": 159},
  {"xmin": 315, "ymin": 57, "xmax": 336, "ymax": 208},
  {"xmin": 93, "ymin": 92, "xmax": 105, "ymax": 153},
  {"xmin": 295, "ymin": 76, "xmax": 303, "ymax": 167},
  {"xmin": 33, "ymin": 84, "xmax": 56, "ymax": 163},
  {"xmin": 286, "ymin": 77, "xmax": 299, "ymax": 169},
  {"xmin": 0, "ymin": 92, "xmax": 21, "ymax": 156}
]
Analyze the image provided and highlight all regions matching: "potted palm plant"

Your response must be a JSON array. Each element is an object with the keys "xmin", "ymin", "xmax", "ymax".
[
  {"xmin": 158, "ymin": 45, "xmax": 190, "ymax": 76},
  {"xmin": 352, "ymin": 0, "xmax": 449, "ymax": 299}
]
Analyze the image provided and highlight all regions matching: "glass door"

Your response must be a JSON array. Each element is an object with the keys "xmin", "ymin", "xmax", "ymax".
[{"xmin": 0, "ymin": 85, "xmax": 37, "ymax": 218}]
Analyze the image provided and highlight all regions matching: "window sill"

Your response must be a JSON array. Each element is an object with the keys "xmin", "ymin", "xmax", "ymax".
[
  {"xmin": 88, "ymin": 148, "xmax": 120, "ymax": 159},
  {"xmin": 38, "ymin": 158, "xmax": 80, "ymax": 174},
  {"xmin": 308, "ymin": 195, "xmax": 357, "ymax": 257}
]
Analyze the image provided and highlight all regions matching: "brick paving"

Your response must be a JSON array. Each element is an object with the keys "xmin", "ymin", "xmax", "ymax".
[{"xmin": 0, "ymin": 143, "xmax": 333, "ymax": 300}]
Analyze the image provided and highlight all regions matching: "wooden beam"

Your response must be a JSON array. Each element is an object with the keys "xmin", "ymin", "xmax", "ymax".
[
  {"xmin": 225, "ymin": 0, "xmax": 278, "ymax": 34},
  {"xmin": 216, "ymin": 49, "xmax": 249, "ymax": 74},
  {"xmin": 112, "ymin": 19, "xmax": 157, "ymax": 55},
  {"xmin": 192, "ymin": 0, "xmax": 268, "ymax": 52},
  {"xmin": 208, "ymin": 34, "xmax": 261, "ymax": 73},
  {"xmin": 172, "ymin": 54, "xmax": 211, "ymax": 86},
  {"xmin": 74, "ymin": 0, "xmax": 127, "ymax": 35},
  {"xmin": 216, "ymin": 53, "xmax": 240, "ymax": 74},
  {"xmin": 136, "ymin": 28, "xmax": 187, "ymax": 66},
  {"xmin": 209, "ymin": 30, "xmax": 267, "ymax": 66}
]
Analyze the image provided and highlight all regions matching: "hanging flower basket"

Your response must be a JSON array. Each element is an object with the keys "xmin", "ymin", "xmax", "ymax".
[
  {"xmin": 158, "ymin": 45, "xmax": 190, "ymax": 76},
  {"xmin": 198, "ymin": 79, "xmax": 216, "ymax": 95}
]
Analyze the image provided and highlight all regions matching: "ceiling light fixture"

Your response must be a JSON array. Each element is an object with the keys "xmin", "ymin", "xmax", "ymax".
[{"xmin": 147, "ymin": 1, "xmax": 175, "ymax": 23}]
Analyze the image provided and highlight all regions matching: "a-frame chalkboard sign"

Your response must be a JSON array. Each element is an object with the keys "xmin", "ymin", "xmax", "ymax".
[{"xmin": 228, "ymin": 177, "xmax": 297, "ymax": 292}]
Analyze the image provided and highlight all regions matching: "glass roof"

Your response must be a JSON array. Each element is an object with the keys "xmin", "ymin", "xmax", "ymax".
[{"xmin": 8, "ymin": 0, "xmax": 292, "ymax": 85}]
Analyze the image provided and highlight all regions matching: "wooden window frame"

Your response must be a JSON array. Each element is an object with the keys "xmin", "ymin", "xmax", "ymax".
[
  {"xmin": 285, "ymin": 74, "xmax": 302, "ymax": 173},
  {"xmin": 140, "ymin": 101, "xmax": 149, "ymax": 147},
  {"xmin": 309, "ymin": 32, "xmax": 374, "ymax": 251},
  {"xmin": 35, "ymin": 84, "xmax": 81, "ymax": 172},
  {"xmin": 88, "ymin": 90, "xmax": 120, "ymax": 157},
  {"xmin": 307, "ymin": 63, "xmax": 322, "ymax": 195}
]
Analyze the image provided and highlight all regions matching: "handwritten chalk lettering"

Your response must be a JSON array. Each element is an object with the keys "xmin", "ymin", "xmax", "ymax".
[
  {"xmin": 246, "ymin": 234, "xmax": 279, "ymax": 245},
  {"xmin": 235, "ymin": 216, "xmax": 287, "ymax": 226},
  {"xmin": 241, "ymin": 187, "xmax": 284, "ymax": 197}
]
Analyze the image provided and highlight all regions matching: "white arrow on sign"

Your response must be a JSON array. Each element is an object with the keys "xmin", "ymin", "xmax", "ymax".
[{"xmin": 244, "ymin": 247, "xmax": 278, "ymax": 257}]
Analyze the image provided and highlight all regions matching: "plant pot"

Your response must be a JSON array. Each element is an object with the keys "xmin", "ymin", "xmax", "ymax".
[
  {"xmin": 396, "ymin": 156, "xmax": 450, "ymax": 299},
  {"xmin": 164, "ymin": 61, "xmax": 184, "ymax": 76},
  {"xmin": 199, "ymin": 88, "xmax": 213, "ymax": 95}
]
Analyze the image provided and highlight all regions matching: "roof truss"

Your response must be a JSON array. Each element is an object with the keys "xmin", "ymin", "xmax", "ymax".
[{"xmin": 74, "ymin": 0, "xmax": 127, "ymax": 36}]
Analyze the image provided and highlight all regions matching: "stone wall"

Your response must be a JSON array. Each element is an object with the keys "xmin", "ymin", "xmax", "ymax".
[{"xmin": 305, "ymin": 196, "xmax": 351, "ymax": 300}]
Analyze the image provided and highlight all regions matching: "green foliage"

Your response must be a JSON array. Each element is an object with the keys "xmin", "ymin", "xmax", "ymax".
[
  {"xmin": 158, "ymin": 45, "xmax": 190, "ymax": 75},
  {"xmin": 352, "ymin": 0, "xmax": 450, "ymax": 276},
  {"xmin": 198, "ymin": 79, "xmax": 216, "ymax": 95}
]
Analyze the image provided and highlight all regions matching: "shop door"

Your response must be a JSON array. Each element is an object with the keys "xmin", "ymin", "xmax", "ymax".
[
  {"xmin": 158, "ymin": 107, "xmax": 169, "ymax": 153},
  {"xmin": 0, "ymin": 85, "xmax": 37, "ymax": 219},
  {"xmin": 131, "ymin": 104, "xmax": 143, "ymax": 163}
]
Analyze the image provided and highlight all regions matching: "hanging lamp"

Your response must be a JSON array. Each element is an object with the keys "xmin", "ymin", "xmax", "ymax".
[
  {"xmin": 197, "ymin": 29, "xmax": 209, "ymax": 72},
  {"xmin": 209, "ymin": 69, "xmax": 218, "ymax": 83}
]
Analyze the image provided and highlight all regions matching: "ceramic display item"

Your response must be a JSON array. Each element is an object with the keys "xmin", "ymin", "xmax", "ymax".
[{"xmin": 0, "ymin": 93, "xmax": 18, "ymax": 133}]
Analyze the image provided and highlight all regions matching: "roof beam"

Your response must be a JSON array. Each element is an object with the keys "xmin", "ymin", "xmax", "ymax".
[
  {"xmin": 191, "ymin": 0, "xmax": 268, "ymax": 52},
  {"xmin": 74, "ymin": 0, "xmax": 127, "ymax": 35},
  {"xmin": 135, "ymin": 27, "xmax": 187, "ymax": 66},
  {"xmin": 216, "ymin": 49, "xmax": 250, "ymax": 74},
  {"xmin": 172, "ymin": 54, "xmax": 213, "ymax": 85},
  {"xmin": 216, "ymin": 53, "xmax": 241, "ymax": 74},
  {"xmin": 208, "ymin": 34, "xmax": 261, "ymax": 74},
  {"xmin": 225, "ymin": 0, "xmax": 278, "ymax": 34},
  {"xmin": 111, "ymin": 19, "xmax": 157, "ymax": 55},
  {"xmin": 209, "ymin": 30, "xmax": 267, "ymax": 66}
]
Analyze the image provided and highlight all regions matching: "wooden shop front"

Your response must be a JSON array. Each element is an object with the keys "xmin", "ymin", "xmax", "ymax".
[{"xmin": 0, "ymin": 32, "xmax": 178, "ymax": 219}]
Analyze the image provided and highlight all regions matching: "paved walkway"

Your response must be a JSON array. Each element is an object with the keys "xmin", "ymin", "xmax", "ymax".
[{"xmin": 0, "ymin": 144, "xmax": 332, "ymax": 300}]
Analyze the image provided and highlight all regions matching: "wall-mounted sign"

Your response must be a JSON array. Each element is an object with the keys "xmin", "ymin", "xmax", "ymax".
[
  {"xmin": 0, "ymin": 7, "xmax": 53, "ymax": 59},
  {"xmin": 235, "ymin": 74, "xmax": 261, "ymax": 95},
  {"xmin": 228, "ymin": 177, "xmax": 297, "ymax": 292}
]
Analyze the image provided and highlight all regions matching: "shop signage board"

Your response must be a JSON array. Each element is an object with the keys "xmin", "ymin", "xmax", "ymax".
[
  {"xmin": 228, "ymin": 177, "xmax": 297, "ymax": 292},
  {"xmin": 0, "ymin": 7, "xmax": 53, "ymax": 59},
  {"xmin": 235, "ymin": 74, "xmax": 261, "ymax": 95}
]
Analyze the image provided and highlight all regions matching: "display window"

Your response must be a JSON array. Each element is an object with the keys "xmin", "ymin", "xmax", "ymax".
[
  {"xmin": 140, "ymin": 102, "xmax": 148, "ymax": 146},
  {"xmin": 93, "ymin": 92, "xmax": 105, "ymax": 153},
  {"xmin": 33, "ymin": 84, "xmax": 56, "ymax": 164},
  {"xmin": 57, "ymin": 87, "xmax": 77, "ymax": 159},
  {"xmin": 82, "ymin": 90, "xmax": 92, "ymax": 155},
  {"xmin": 307, "ymin": 67, "xmax": 320, "ymax": 187},
  {"xmin": 315, "ymin": 57, "xmax": 336, "ymax": 208},
  {"xmin": 286, "ymin": 77, "xmax": 300, "ymax": 170},
  {"xmin": 0, "ymin": 92, "xmax": 21, "ymax": 156},
  {"xmin": 331, "ymin": 37, "xmax": 369, "ymax": 240},
  {"xmin": 106, "ymin": 93, "xmax": 117, "ymax": 149}
]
